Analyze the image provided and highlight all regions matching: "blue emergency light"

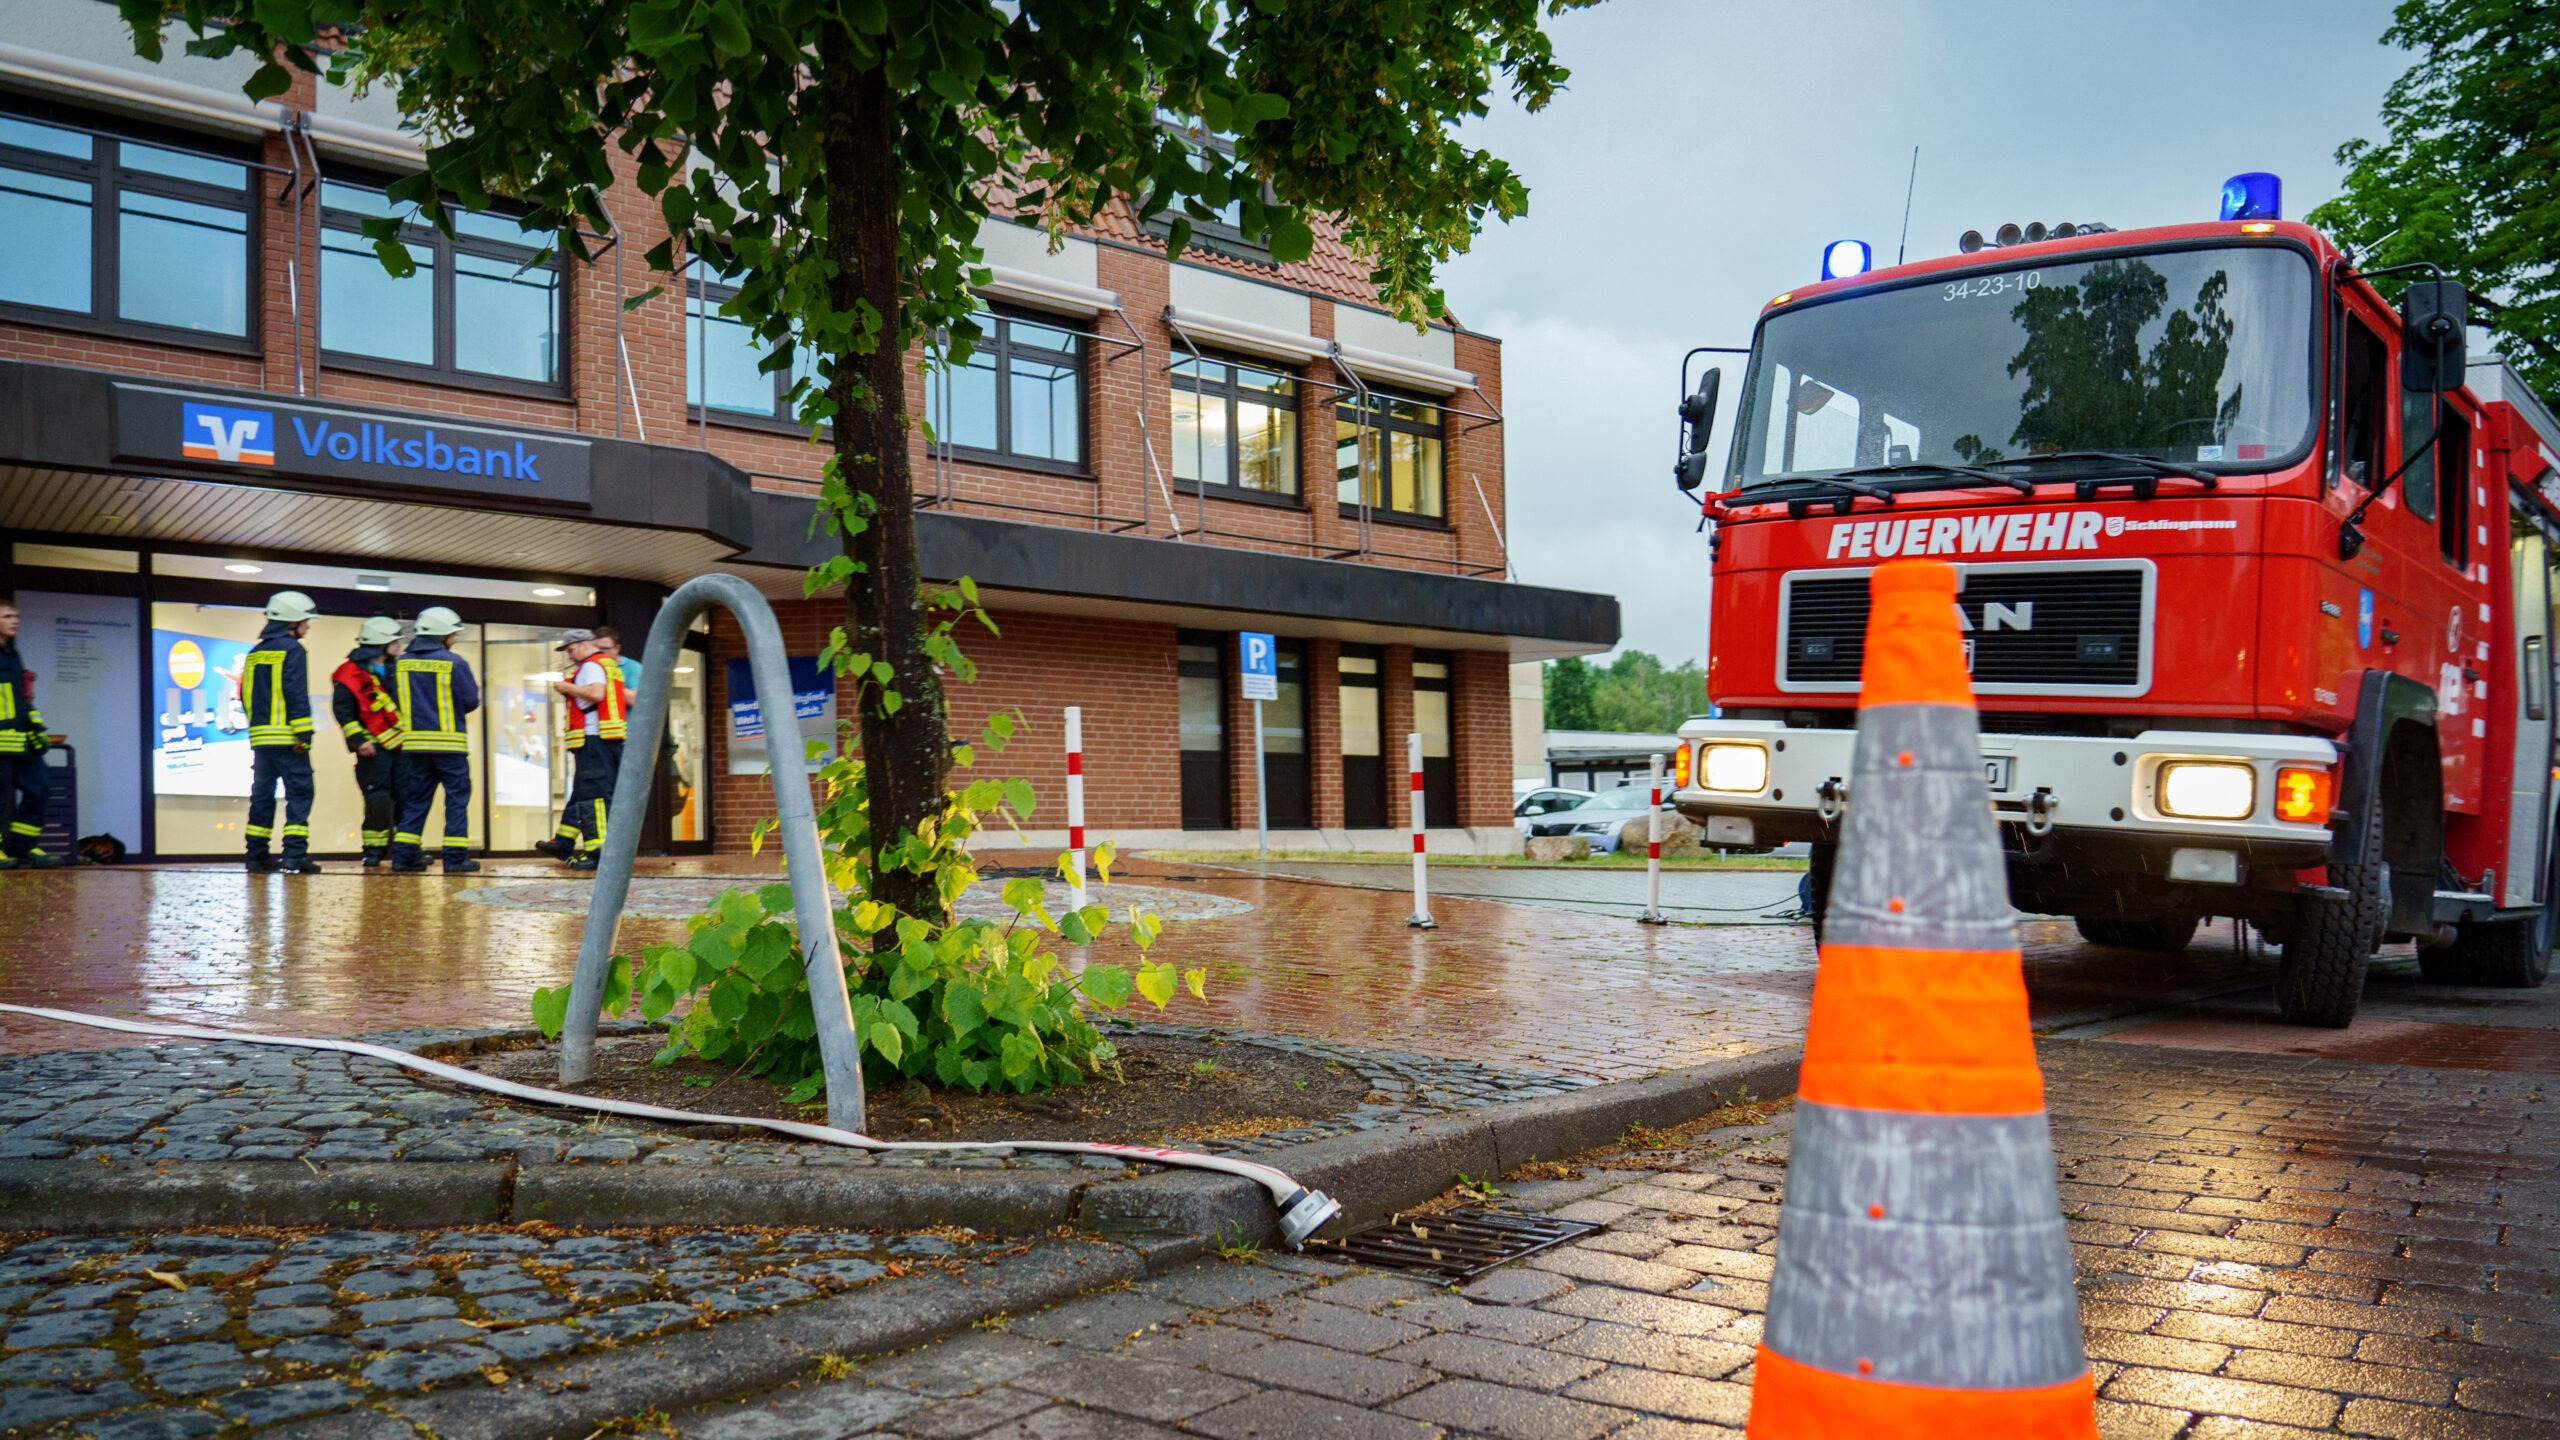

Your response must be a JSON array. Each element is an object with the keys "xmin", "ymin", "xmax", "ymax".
[
  {"xmin": 2219, "ymin": 172, "xmax": 2281, "ymax": 222},
  {"xmin": 1821, "ymin": 238, "xmax": 1872, "ymax": 280}
]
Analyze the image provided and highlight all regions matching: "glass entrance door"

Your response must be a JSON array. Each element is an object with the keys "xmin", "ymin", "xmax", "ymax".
[
  {"xmin": 481, "ymin": 624, "xmax": 567, "ymax": 852},
  {"xmin": 1178, "ymin": 631, "xmax": 1229, "ymax": 829},
  {"xmin": 1338, "ymin": 646, "xmax": 1385, "ymax": 828}
]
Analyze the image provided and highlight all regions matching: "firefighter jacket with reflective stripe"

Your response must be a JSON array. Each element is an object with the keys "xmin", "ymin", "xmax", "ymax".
[
  {"xmin": 396, "ymin": 639, "xmax": 479, "ymax": 754},
  {"xmin": 242, "ymin": 624, "xmax": 315, "ymax": 749},
  {"xmin": 331, "ymin": 650, "xmax": 407, "ymax": 751},
  {"xmin": 565, "ymin": 657, "xmax": 630, "ymax": 750},
  {"xmin": 0, "ymin": 637, "xmax": 39, "ymax": 755}
]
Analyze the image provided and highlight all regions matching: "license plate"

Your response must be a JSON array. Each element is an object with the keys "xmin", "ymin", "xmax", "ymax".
[{"xmin": 1982, "ymin": 756, "xmax": 2013, "ymax": 793}]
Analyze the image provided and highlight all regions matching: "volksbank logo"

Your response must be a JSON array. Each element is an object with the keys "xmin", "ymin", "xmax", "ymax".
[
  {"xmin": 178, "ymin": 404, "xmax": 546, "ymax": 482},
  {"xmin": 181, "ymin": 402, "xmax": 275, "ymax": 466}
]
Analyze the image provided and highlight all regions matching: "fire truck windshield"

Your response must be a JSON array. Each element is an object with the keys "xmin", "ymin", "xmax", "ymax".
[{"xmin": 1733, "ymin": 245, "xmax": 2316, "ymax": 490}]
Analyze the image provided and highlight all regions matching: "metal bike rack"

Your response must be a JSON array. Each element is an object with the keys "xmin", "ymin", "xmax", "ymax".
[{"xmin": 556, "ymin": 573, "xmax": 867, "ymax": 1132}]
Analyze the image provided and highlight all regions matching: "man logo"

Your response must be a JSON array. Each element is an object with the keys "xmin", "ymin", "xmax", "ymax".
[{"xmin": 180, "ymin": 402, "xmax": 276, "ymax": 466}]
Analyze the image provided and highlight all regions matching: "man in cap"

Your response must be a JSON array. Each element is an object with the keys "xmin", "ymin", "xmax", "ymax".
[
  {"xmin": 543, "ymin": 628, "xmax": 629, "ymax": 872},
  {"xmin": 0, "ymin": 595, "xmax": 60, "ymax": 869},
  {"xmin": 390, "ymin": 606, "xmax": 481, "ymax": 873},
  {"xmin": 243, "ymin": 591, "xmax": 322, "ymax": 873},
  {"xmin": 332, "ymin": 616, "xmax": 408, "ymax": 868}
]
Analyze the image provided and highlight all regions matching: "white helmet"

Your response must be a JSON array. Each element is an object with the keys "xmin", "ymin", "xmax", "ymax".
[
  {"xmin": 413, "ymin": 605, "xmax": 464, "ymax": 638},
  {"xmin": 355, "ymin": 616, "xmax": 405, "ymax": 647},
  {"xmin": 264, "ymin": 591, "xmax": 318, "ymax": 624}
]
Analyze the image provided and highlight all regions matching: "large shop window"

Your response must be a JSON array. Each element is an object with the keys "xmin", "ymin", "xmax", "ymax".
[
  {"xmin": 1413, "ymin": 651, "xmax": 1457, "ymax": 827},
  {"xmin": 1173, "ymin": 354, "xmax": 1299, "ymax": 499},
  {"xmin": 936, "ymin": 310, "xmax": 1087, "ymax": 470},
  {"xmin": 1335, "ymin": 391, "xmax": 1446, "ymax": 520},
  {"xmin": 0, "ymin": 109, "xmax": 254, "ymax": 344},
  {"xmin": 1177, "ymin": 632, "xmax": 1229, "ymax": 830},
  {"xmin": 320, "ymin": 181, "xmax": 562, "ymax": 385},
  {"xmin": 688, "ymin": 260, "xmax": 821, "ymax": 421}
]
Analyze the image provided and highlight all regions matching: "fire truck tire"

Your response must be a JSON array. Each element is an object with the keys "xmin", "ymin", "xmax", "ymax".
[
  {"xmin": 1805, "ymin": 840, "xmax": 1836, "ymax": 942},
  {"xmin": 2424, "ymin": 907, "xmax": 2555, "ymax": 988},
  {"xmin": 2073, "ymin": 912, "xmax": 2201, "ymax": 953},
  {"xmin": 2275, "ymin": 805, "xmax": 2382, "ymax": 1027}
]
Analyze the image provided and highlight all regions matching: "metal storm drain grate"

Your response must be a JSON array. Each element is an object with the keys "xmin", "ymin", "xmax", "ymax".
[{"xmin": 1318, "ymin": 1207, "xmax": 1602, "ymax": 1281}]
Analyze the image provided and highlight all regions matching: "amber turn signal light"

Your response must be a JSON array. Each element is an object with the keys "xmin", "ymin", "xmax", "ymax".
[
  {"xmin": 1673, "ymin": 743, "xmax": 1693, "ymax": 788},
  {"xmin": 2273, "ymin": 766, "xmax": 2333, "ymax": 824}
]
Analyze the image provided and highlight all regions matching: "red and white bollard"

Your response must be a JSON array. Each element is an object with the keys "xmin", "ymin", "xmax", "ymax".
[
  {"xmin": 1064, "ymin": 706, "xmax": 1088, "ymax": 910},
  {"xmin": 1407, "ymin": 731, "xmax": 1435, "ymax": 929},
  {"xmin": 1639, "ymin": 751, "xmax": 1667, "ymax": 926}
]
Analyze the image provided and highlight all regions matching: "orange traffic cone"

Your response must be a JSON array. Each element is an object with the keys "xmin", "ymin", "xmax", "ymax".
[{"xmin": 1746, "ymin": 558, "xmax": 2098, "ymax": 1438}]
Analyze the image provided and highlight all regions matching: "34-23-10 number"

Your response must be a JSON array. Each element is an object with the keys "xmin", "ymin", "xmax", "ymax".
[{"xmin": 1943, "ymin": 272, "xmax": 2042, "ymax": 301}]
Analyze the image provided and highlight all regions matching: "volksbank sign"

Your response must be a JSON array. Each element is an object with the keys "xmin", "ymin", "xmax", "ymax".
[{"xmin": 113, "ymin": 383, "xmax": 593, "ymax": 507}]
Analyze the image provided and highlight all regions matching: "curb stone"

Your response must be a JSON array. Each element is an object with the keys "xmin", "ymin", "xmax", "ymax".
[{"xmin": 0, "ymin": 1047, "xmax": 1801, "ymax": 1239}]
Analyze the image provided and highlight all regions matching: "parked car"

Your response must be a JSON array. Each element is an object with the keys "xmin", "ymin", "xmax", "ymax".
[
  {"xmin": 1513, "ymin": 786, "xmax": 1593, "ymax": 832},
  {"xmin": 1525, "ymin": 783, "xmax": 1669, "ymax": 855}
]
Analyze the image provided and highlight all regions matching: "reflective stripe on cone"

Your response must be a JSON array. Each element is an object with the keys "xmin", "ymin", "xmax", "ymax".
[{"xmin": 1748, "ymin": 558, "xmax": 2097, "ymax": 1440}]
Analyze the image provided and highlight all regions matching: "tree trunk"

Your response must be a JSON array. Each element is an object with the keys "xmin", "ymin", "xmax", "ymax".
[{"xmin": 822, "ymin": 25, "xmax": 951, "ymax": 933}]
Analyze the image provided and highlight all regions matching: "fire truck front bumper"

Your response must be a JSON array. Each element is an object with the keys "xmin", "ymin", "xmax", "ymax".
[{"xmin": 1671, "ymin": 720, "xmax": 2340, "ymax": 882}]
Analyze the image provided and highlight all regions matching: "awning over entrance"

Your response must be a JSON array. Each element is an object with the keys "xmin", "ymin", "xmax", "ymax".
[{"xmin": 1, "ymin": 358, "xmax": 1619, "ymax": 658}]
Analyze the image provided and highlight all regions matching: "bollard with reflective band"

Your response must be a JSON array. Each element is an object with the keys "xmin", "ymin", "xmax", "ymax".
[
  {"xmin": 1407, "ymin": 731, "xmax": 1434, "ymax": 929},
  {"xmin": 1064, "ymin": 706, "xmax": 1088, "ymax": 910},
  {"xmin": 1640, "ymin": 751, "xmax": 1667, "ymax": 925},
  {"xmin": 1746, "ymin": 559, "xmax": 2098, "ymax": 1440}
]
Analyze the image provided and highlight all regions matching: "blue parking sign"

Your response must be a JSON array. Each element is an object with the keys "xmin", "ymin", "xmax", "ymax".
[{"xmin": 1239, "ymin": 631, "xmax": 1278, "ymax": 701}]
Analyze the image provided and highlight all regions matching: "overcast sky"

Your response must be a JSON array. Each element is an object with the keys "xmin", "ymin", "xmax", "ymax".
[{"xmin": 1440, "ymin": 0, "xmax": 2412, "ymax": 666}]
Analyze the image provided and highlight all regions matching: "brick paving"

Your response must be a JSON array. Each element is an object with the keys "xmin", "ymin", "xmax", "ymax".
[{"xmin": 671, "ymin": 1021, "xmax": 2557, "ymax": 1440}]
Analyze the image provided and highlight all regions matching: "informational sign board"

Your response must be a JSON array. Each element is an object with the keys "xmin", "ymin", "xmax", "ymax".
[
  {"xmin": 1239, "ymin": 631, "xmax": 1278, "ymax": 702},
  {"xmin": 114, "ymin": 382, "xmax": 594, "ymax": 507},
  {"xmin": 726, "ymin": 657, "xmax": 838, "ymax": 775}
]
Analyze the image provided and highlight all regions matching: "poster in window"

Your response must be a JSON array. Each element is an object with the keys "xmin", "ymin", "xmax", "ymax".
[
  {"xmin": 725, "ymin": 657, "xmax": 838, "ymax": 774},
  {"xmin": 151, "ymin": 628, "xmax": 260, "ymax": 797}
]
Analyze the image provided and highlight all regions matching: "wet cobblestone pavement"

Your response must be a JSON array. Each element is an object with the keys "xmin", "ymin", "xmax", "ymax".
[
  {"xmin": 0, "ymin": 1222, "xmax": 1052, "ymax": 1437},
  {"xmin": 670, "ymin": 1025, "xmax": 2558, "ymax": 1440}
]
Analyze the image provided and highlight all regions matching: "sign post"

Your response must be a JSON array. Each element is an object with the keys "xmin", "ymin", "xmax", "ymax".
[{"xmin": 1239, "ymin": 633, "xmax": 1277, "ymax": 859}]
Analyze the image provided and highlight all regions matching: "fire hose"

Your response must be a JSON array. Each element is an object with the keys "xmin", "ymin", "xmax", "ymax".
[{"xmin": 0, "ymin": 1002, "xmax": 1343, "ymax": 1247}]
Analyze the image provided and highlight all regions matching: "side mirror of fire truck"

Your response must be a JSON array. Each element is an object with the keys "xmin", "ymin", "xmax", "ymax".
[
  {"xmin": 2400, "ymin": 281, "xmax": 2468, "ymax": 392},
  {"xmin": 1675, "ymin": 370, "xmax": 1723, "ymax": 493}
]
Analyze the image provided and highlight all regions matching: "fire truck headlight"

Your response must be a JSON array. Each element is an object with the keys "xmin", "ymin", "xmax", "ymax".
[
  {"xmin": 2159, "ymin": 761, "xmax": 2257, "ymax": 820},
  {"xmin": 2273, "ymin": 766, "xmax": 2334, "ymax": 825},
  {"xmin": 1699, "ymin": 744, "xmax": 1770, "ymax": 793}
]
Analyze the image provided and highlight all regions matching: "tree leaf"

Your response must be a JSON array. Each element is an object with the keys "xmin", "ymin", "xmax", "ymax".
[
  {"xmin": 1183, "ymin": 967, "xmax": 1208, "ymax": 1001},
  {"xmin": 1079, "ymin": 963, "xmax": 1132, "ymax": 1008},
  {"xmin": 1133, "ymin": 964, "xmax": 1177, "ymax": 1011},
  {"xmin": 530, "ymin": 985, "xmax": 570, "ymax": 1039},
  {"xmin": 867, "ymin": 1019, "xmax": 904, "ymax": 1065}
]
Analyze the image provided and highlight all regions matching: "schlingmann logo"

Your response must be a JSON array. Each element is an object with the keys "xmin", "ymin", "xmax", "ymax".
[
  {"xmin": 2103, "ymin": 515, "xmax": 2237, "ymax": 535},
  {"xmin": 181, "ymin": 402, "xmax": 276, "ymax": 467}
]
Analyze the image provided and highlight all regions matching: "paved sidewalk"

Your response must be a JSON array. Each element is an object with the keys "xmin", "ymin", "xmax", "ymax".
[{"xmin": 671, "ymin": 1030, "xmax": 2558, "ymax": 1440}]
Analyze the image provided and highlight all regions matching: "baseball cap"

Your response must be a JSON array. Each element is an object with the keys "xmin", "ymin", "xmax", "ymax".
[{"xmin": 554, "ymin": 628, "xmax": 598, "ymax": 651}]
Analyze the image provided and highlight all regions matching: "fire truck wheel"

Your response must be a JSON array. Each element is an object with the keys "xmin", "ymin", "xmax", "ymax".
[
  {"xmin": 2073, "ymin": 912, "xmax": 2201, "ymax": 953},
  {"xmin": 1805, "ymin": 840, "xmax": 1836, "ymax": 943},
  {"xmin": 2275, "ymin": 804, "xmax": 2383, "ymax": 1027},
  {"xmin": 2425, "ymin": 908, "xmax": 2556, "ymax": 988}
]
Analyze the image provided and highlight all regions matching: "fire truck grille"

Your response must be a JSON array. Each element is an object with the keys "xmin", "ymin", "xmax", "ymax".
[{"xmin": 1783, "ymin": 566, "xmax": 2148, "ymax": 691}]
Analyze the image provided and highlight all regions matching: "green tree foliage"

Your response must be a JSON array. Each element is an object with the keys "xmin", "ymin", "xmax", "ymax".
[
  {"xmin": 1546, "ymin": 651, "xmax": 1703, "ymax": 732},
  {"xmin": 2002, "ymin": 261, "xmax": 2236, "ymax": 457},
  {"xmin": 2309, "ymin": 0, "xmax": 2560, "ymax": 394}
]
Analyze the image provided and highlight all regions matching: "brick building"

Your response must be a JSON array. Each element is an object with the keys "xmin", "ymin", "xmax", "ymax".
[{"xmin": 0, "ymin": 0, "xmax": 1616, "ymax": 860}]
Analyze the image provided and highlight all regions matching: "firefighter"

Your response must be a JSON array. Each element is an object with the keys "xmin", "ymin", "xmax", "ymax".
[
  {"xmin": 542, "ymin": 628, "xmax": 628, "ymax": 872},
  {"xmin": 243, "ymin": 591, "xmax": 322, "ymax": 874},
  {"xmin": 0, "ymin": 596, "xmax": 59, "ymax": 869},
  {"xmin": 332, "ymin": 616, "xmax": 409, "ymax": 868},
  {"xmin": 391, "ymin": 605, "xmax": 481, "ymax": 874}
]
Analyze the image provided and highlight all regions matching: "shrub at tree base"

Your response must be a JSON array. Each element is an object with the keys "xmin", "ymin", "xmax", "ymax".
[{"xmin": 532, "ymin": 710, "xmax": 1203, "ymax": 1102}]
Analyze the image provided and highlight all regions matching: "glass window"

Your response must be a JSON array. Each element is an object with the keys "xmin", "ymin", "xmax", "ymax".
[
  {"xmin": 687, "ymin": 259, "xmax": 822, "ymax": 421},
  {"xmin": 1336, "ymin": 391, "xmax": 1445, "ymax": 519},
  {"xmin": 0, "ymin": 107, "xmax": 255, "ymax": 343},
  {"xmin": 666, "ymin": 653, "xmax": 709, "ymax": 844},
  {"xmin": 1174, "ymin": 354, "xmax": 1300, "ymax": 497},
  {"xmin": 320, "ymin": 177, "xmax": 562, "ymax": 384},
  {"xmin": 928, "ymin": 309, "xmax": 1086, "ymax": 467}
]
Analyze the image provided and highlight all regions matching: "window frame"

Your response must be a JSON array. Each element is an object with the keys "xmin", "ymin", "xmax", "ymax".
[
  {"xmin": 0, "ymin": 102, "xmax": 262, "ymax": 355},
  {"xmin": 931, "ymin": 306, "xmax": 1092, "ymax": 478},
  {"xmin": 685, "ymin": 259, "xmax": 822, "ymax": 431},
  {"xmin": 1335, "ymin": 387, "xmax": 1451, "ymax": 527},
  {"xmin": 316, "ymin": 172, "xmax": 567, "ymax": 396},
  {"xmin": 1171, "ymin": 349, "xmax": 1304, "ymax": 505}
]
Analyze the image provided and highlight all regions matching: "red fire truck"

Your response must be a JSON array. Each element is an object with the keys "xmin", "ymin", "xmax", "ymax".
[{"xmin": 1669, "ymin": 189, "xmax": 2560, "ymax": 1026}]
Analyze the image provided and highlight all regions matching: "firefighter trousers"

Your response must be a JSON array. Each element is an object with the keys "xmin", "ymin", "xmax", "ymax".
[
  {"xmin": 563, "ymin": 739, "xmax": 623, "ymax": 854},
  {"xmin": 1, "ymin": 751, "xmax": 48, "ymax": 859},
  {"xmin": 352, "ymin": 748, "xmax": 400, "ymax": 855},
  {"xmin": 247, "ymin": 747, "xmax": 316, "ymax": 861},
  {"xmin": 393, "ymin": 751, "xmax": 473, "ymax": 867}
]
